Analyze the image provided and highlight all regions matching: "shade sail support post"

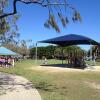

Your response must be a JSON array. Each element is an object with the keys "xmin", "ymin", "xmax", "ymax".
[
  {"xmin": 90, "ymin": 45, "xmax": 92, "ymax": 61},
  {"xmin": 61, "ymin": 46, "xmax": 64, "ymax": 64},
  {"xmin": 90, "ymin": 44, "xmax": 95, "ymax": 66},
  {"xmin": 35, "ymin": 42, "xmax": 38, "ymax": 64}
]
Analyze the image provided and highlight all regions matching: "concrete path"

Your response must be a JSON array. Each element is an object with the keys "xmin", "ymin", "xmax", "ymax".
[{"xmin": 0, "ymin": 72, "xmax": 42, "ymax": 100}]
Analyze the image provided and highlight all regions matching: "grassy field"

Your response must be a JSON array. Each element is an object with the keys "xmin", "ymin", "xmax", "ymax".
[{"xmin": 0, "ymin": 59, "xmax": 100, "ymax": 100}]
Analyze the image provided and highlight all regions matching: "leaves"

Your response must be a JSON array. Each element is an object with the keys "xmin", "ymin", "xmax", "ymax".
[
  {"xmin": 44, "ymin": 21, "xmax": 50, "ymax": 29},
  {"xmin": 0, "ymin": 0, "xmax": 8, "ymax": 9},
  {"xmin": 0, "ymin": 0, "xmax": 82, "ymax": 34},
  {"xmin": 0, "ymin": 0, "xmax": 19, "ymax": 43},
  {"xmin": 44, "ymin": 0, "xmax": 81, "ymax": 32},
  {"xmin": 72, "ymin": 11, "xmax": 82, "ymax": 22},
  {"xmin": 58, "ymin": 12, "xmax": 69, "ymax": 27},
  {"xmin": 44, "ymin": 14, "xmax": 60, "ymax": 32},
  {"xmin": 44, "ymin": 11, "xmax": 70, "ymax": 33},
  {"xmin": 65, "ymin": 17, "xmax": 69, "ymax": 24}
]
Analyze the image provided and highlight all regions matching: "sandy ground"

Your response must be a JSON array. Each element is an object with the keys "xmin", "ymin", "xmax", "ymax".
[
  {"xmin": 84, "ymin": 81, "xmax": 100, "ymax": 90},
  {"xmin": 0, "ymin": 72, "xmax": 42, "ymax": 100},
  {"xmin": 31, "ymin": 65, "xmax": 100, "ymax": 73}
]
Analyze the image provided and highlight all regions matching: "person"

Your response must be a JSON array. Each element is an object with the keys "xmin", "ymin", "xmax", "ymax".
[
  {"xmin": 43, "ymin": 56, "xmax": 47, "ymax": 64},
  {"xmin": 93, "ymin": 54, "xmax": 96, "ymax": 65},
  {"xmin": 5, "ymin": 57, "xmax": 8, "ymax": 67},
  {"xmin": 0, "ymin": 56, "xmax": 4, "ymax": 67},
  {"xmin": 12, "ymin": 58, "xmax": 15, "ymax": 67},
  {"xmin": 10, "ymin": 57, "xmax": 15, "ymax": 67}
]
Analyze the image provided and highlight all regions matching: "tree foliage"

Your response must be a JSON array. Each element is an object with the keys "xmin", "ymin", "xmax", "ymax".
[
  {"xmin": 90, "ymin": 45, "xmax": 100, "ymax": 58},
  {"xmin": 0, "ymin": 0, "xmax": 19, "ymax": 43},
  {"xmin": 3, "ymin": 40, "xmax": 29, "ymax": 56},
  {"xmin": 30, "ymin": 45, "xmax": 84, "ymax": 59},
  {"xmin": 0, "ymin": 0, "xmax": 81, "ymax": 33},
  {"xmin": 30, "ymin": 45, "xmax": 56, "ymax": 59}
]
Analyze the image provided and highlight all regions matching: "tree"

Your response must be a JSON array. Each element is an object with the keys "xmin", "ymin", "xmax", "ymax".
[
  {"xmin": 3, "ymin": 40, "xmax": 30, "ymax": 56},
  {"xmin": 20, "ymin": 40, "xmax": 29, "ymax": 56},
  {"xmin": 0, "ymin": 0, "xmax": 81, "ymax": 32},
  {"xmin": 3, "ymin": 42, "xmax": 17, "ymax": 51},
  {"xmin": 91, "ymin": 45, "xmax": 100, "ymax": 59},
  {"xmin": 54, "ymin": 45, "xmax": 84, "ymax": 59},
  {"xmin": 30, "ymin": 45, "xmax": 56, "ymax": 59},
  {"xmin": 0, "ymin": 16, "xmax": 19, "ymax": 44},
  {"xmin": 30, "ymin": 45, "xmax": 84, "ymax": 59},
  {"xmin": 0, "ymin": 0, "xmax": 19, "ymax": 44}
]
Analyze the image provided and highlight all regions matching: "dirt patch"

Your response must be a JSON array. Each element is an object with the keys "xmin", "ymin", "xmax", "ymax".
[
  {"xmin": 84, "ymin": 81, "xmax": 100, "ymax": 90},
  {"xmin": 31, "ymin": 65, "xmax": 100, "ymax": 73},
  {"xmin": 31, "ymin": 66, "xmax": 85, "ymax": 73}
]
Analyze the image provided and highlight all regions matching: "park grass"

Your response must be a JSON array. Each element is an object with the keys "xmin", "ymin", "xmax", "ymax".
[
  {"xmin": 86, "ymin": 60, "xmax": 100, "ymax": 66},
  {"xmin": 96, "ymin": 61, "xmax": 100, "ymax": 66},
  {"xmin": 0, "ymin": 59, "xmax": 100, "ymax": 100}
]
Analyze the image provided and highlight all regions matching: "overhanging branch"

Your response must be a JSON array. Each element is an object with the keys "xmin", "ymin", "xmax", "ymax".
[{"xmin": 0, "ymin": 0, "xmax": 75, "ymax": 19}]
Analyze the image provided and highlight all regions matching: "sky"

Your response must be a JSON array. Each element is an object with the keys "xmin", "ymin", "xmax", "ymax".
[{"xmin": 7, "ymin": 0, "xmax": 100, "ymax": 50}]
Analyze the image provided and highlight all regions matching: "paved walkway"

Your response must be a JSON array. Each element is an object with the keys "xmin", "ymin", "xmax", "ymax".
[{"xmin": 0, "ymin": 72, "xmax": 42, "ymax": 100}]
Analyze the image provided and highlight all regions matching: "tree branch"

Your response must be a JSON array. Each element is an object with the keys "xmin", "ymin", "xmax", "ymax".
[{"xmin": 0, "ymin": 0, "xmax": 75, "ymax": 19}]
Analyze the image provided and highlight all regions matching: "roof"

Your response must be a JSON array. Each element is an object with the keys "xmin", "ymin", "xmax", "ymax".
[
  {"xmin": 39, "ymin": 34, "xmax": 100, "ymax": 46},
  {"xmin": 0, "ymin": 46, "xmax": 17, "ymax": 55}
]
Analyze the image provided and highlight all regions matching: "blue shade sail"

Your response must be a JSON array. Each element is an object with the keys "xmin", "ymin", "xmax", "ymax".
[
  {"xmin": 0, "ymin": 46, "xmax": 17, "ymax": 55},
  {"xmin": 39, "ymin": 34, "xmax": 100, "ymax": 46}
]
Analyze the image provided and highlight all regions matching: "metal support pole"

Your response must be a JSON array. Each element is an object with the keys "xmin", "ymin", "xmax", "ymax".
[
  {"xmin": 61, "ymin": 47, "xmax": 64, "ymax": 64},
  {"xmin": 90, "ymin": 45, "xmax": 92, "ymax": 61},
  {"xmin": 35, "ymin": 42, "xmax": 37, "ymax": 63},
  {"xmin": 90, "ymin": 45, "xmax": 95, "ymax": 66}
]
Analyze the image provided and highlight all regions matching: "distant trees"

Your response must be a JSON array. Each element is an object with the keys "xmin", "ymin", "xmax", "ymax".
[
  {"xmin": 30, "ymin": 45, "xmax": 56, "ymax": 59},
  {"xmin": 54, "ymin": 46, "xmax": 85, "ymax": 59},
  {"xmin": 30, "ymin": 45, "xmax": 84, "ymax": 59},
  {"xmin": 91, "ymin": 45, "xmax": 100, "ymax": 59},
  {"xmin": 4, "ymin": 42, "xmax": 86, "ymax": 60},
  {"xmin": 3, "ymin": 40, "xmax": 29, "ymax": 56},
  {"xmin": 19, "ymin": 40, "xmax": 30, "ymax": 56}
]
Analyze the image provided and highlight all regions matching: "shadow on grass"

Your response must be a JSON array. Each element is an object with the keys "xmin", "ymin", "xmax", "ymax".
[
  {"xmin": 34, "ymin": 81, "xmax": 68, "ymax": 95},
  {"xmin": 35, "ymin": 81, "xmax": 59, "ymax": 92},
  {"xmin": 41, "ymin": 64, "xmax": 87, "ymax": 69}
]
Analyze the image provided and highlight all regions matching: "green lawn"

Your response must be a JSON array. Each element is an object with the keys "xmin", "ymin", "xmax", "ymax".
[
  {"xmin": 0, "ymin": 59, "xmax": 100, "ymax": 100},
  {"xmin": 86, "ymin": 60, "xmax": 100, "ymax": 66}
]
